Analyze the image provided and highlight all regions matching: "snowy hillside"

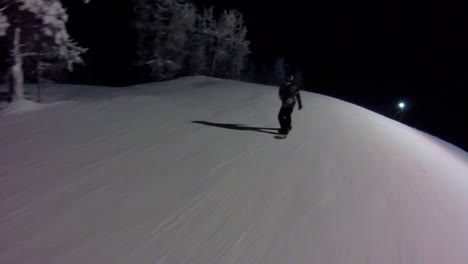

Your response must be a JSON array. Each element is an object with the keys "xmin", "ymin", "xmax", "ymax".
[{"xmin": 1, "ymin": 76, "xmax": 467, "ymax": 264}]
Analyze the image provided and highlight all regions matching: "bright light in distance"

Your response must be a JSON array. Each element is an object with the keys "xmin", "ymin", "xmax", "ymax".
[{"xmin": 398, "ymin": 102, "xmax": 405, "ymax": 110}]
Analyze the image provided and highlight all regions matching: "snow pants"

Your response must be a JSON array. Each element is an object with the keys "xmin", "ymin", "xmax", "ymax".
[{"xmin": 278, "ymin": 104, "xmax": 294, "ymax": 134}]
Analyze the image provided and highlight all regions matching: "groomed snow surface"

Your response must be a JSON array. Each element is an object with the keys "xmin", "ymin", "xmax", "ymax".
[{"xmin": 1, "ymin": 77, "xmax": 467, "ymax": 264}]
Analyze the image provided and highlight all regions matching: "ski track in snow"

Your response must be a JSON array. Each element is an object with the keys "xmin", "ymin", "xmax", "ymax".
[{"xmin": 0, "ymin": 77, "xmax": 467, "ymax": 264}]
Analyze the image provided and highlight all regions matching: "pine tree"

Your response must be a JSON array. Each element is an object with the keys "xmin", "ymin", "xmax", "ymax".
[
  {"xmin": 134, "ymin": 1, "xmax": 250, "ymax": 81},
  {"xmin": 212, "ymin": 9, "xmax": 249, "ymax": 79},
  {"xmin": 164, "ymin": 2, "xmax": 196, "ymax": 78},
  {"xmin": 230, "ymin": 11, "xmax": 249, "ymax": 79},
  {"xmin": 199, "ymin": 7, "xmax": 217, "ymax": 76},
  {"xmin": 135, "ymin": 0, "xmax": 197, "ymax": 80},
  {"xmin": 0, "ymin": 9, "xmax": 8, "ymax": 36},
  {"xmin": 0, "ymin": 0, "xmax": 89, "ymax": 100},
  {"xmin": 187, "ymin": 7, "xmax": 216, "ymax": 76}
]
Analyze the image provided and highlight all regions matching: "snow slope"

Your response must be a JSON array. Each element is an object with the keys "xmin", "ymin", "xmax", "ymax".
[{"xmin": 1, "ymin": 77, "xmax": 467, "ymax": 264}]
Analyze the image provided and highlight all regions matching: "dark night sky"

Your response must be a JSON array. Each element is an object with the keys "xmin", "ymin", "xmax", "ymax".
[{"xmin": 63, "ymin": 0, "xmax": 467, "ymax": 150}]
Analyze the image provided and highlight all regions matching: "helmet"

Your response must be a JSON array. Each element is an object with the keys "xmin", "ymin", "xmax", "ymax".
[{"xmin": 285, "ymin": 75, "xmax": 294, "ymax": 82}]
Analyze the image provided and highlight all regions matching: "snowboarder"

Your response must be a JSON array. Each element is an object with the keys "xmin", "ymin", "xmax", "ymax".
[{"xmin": 277, "ymin": 74, "xmax": 302, "ymax": 136}]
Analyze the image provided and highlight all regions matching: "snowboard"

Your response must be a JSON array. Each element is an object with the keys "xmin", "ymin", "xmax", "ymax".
[
  {"xmin": 274, "ymin": 126, "xmax": 292, "ymax": 139},
  {"xmin": 274, "ymin": 134, "xmax": 288, "ymax": 139}
]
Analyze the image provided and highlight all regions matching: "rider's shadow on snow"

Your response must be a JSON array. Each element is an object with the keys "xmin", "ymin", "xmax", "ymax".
[{"xmin": 192, "ymin": 121, "xmax": 279, "ymax": 135}]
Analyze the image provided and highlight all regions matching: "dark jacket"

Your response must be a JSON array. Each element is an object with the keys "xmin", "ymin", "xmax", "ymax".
[{"xmin": 279, "ymin": 80, "xmax": 302, "ymax": 109}]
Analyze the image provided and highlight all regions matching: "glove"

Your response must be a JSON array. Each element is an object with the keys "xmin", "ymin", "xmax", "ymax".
[{"xmin": 298, "ymin": 104, "xmax": 303, "ymax": 110}]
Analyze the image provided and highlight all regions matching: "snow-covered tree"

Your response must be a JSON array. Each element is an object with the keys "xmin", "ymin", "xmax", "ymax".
[
  {"xmin": 212, "ymin": 9, "xmax": 249, "ymax": 79},
  {"xmin": 134, "ymin": 0, "xmax": 197, "ymax": 80},
  {"xmin": 187, "ymin": 7, "xmax": 216, "ymax": 76},
  {"xmin": 165, "ymin": 2, "xmax": 197, "ymax": 78},
  {"xmin": 0, "ymin": 0, "xmax": 89, "ymax": 100},
  {"xmin": 0, "ymin": 9, "xmax": 8, "ymax": 36},
  {"xmin": 229, "ymin": 13, "xmax": 249, "ymax": 79},
  {"xmin": 134, "ymin": 1, "xmax": 249, "ymax": 81}
]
